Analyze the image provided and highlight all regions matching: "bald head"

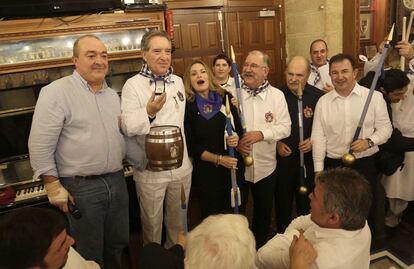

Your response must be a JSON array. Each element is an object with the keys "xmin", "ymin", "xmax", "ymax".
[
  {"xmin": 288, "ymin": 56, "xmax": 310, "ymax": 74},
  {"xmin": 285, "ymin": 56, "xmax": 310, "ymax": 94}
]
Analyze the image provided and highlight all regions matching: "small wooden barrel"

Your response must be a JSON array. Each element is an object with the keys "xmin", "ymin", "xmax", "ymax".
[{"xmin": 145, "ymin": 125, "xmax": 184, "ymax": 171}]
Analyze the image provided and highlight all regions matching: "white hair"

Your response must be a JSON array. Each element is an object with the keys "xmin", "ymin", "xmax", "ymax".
[{"xmin": 185, "ymin": 214, "xmax": 256, "ymax": 269}]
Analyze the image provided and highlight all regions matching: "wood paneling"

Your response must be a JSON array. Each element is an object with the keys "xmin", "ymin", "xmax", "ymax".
[
  {"xmin": 188, "ymin": 23, "xmax": 202, "ymax": 49},
  {"xmin": 206, "ymin": 22, "xmax": 220, "ymax": 48},
  {"xmin": 164, "ymin": 0, "xmax": 223, "ymax": 9},
  {"xmin": 264, "ymin": 19, "xmax": 275, "ymax": 45},
  {"xmin": 226, "ymin": 4, "xmax": 284, "ymax": 86},
  {"xmin": 343, "ymin": 1, "xmax": 359, "ymax": 58},
  {"xmin": 173, "ymin": 24, "xmax": 183, "ymax": 50},
  {"xmin": 171, "ymin": 9, "xmax": 222, "ymax": 76},
  {"xmin": 168, "ymin": 1, "xmax": 285, "ymax": 84}
]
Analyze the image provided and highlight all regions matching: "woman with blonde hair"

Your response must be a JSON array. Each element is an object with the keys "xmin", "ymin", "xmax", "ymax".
[{"xmin": 184, "ymin": 60, "xmax": 246, "ymax": 218}]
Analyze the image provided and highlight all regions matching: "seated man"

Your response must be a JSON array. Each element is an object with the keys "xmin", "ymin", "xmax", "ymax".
[
  {"xmin": 256, "ymin": 167, "xmax": 372, "ymax": 269},
  {"xmin": 139, "ymin": 214, "xmax": 256, "ymax": 269},
  {"xmin": 0, "ymin": 207, "xmax": 100, "ymax": 269}
]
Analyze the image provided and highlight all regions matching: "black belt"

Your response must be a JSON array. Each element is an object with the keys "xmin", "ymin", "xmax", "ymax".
[{"xmin": 73, "ymin": 170, "xmax": 122, "ymax": 180}]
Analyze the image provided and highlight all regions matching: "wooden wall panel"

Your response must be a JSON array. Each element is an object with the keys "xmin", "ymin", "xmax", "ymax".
[
  {"xmin": 169, "ymin": 1, "xmax": 285, "ymax": 83},
  {"xmin": 263, "ymin": 19, "xmax": 275, "ymax": 45},
  {"xmin": 172, "ymin": 58, "xmax": 185, "ymax": 75},
  {"xmin": 206, "ymin": 22, "xmax": 219, "ymax": 48},
  {"xmin": 246, "ymin": 20, "xmax": 261, "ymax": 47},
  {"xmin": 169, "ymin": 9, "xmax": 223, "ymax": 77},
  {"xmin": 188, "ymin": 23, "xmax": 201, "ymax": 49},
  {"xmin": 173, "ymin": 24, "xmax": 182, "ymax": 50},
  {"xmin": 228, "ymin": 19, "xmax": 243, "ymax": 48},
  {"xmin": 206, "ymin": 55, "xmax": 217, "ymax": 66},
  {"xmin": 226, "ymin": 6, "xmax": 283, "ymax": 86}
]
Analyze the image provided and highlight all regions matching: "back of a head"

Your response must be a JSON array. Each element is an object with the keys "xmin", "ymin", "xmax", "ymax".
[
  {"xmin": 185, "ymin": 214, "xmax": 256, "ymax": 269},
  {"xmin": 359, "ymin": 69, "xmax": 410, "ymax": 94},
  {"xmin": 0, "ymin": 207, "xmax": 66, "ymax": 269},
  {"xmin": 381, "ymin": 69, "xmax": 410, "ymax": 93},
  {"xmin": 213, "ymin": 53, "xmax": 232, "ymax": 67},
  {"xmin": 318, "ymin": 167, "xmax": 372, "ymax": 230}
]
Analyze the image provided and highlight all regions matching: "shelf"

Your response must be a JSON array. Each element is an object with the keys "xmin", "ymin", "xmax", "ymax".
[{"xmin": 0, "ymin": 11, "xmax": 165, "ymax": 74}]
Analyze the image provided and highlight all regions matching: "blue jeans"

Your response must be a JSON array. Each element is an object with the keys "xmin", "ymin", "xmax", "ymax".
[{"xmin": 60, "ymin": 170, "xmax": 129, "ymax": 269}]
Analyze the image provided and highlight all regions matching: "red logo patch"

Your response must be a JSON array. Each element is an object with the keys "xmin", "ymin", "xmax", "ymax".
[{"xmin": 303, "ymin": 106, "xmax": 313, "ymax": 118}]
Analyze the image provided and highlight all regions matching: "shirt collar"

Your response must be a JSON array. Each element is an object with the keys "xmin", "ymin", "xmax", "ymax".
[
  {"xmin": 331, "ymin": 82, "xmax": 362, "ymax": 101},
  {"xmin": 139, "ymin": 63, "xmax": 174, "ymax": 85},
  {"xmin": 221, "ymin": 76, "xmax": 233, "ymax": 88},
  {"xmin": 72, "ymin": 70, "xmax": 109, "ymax": 93},
  {"xmin": 242, "ymin": 80, "xmax": 270, "ymax": 98},
  {"xmin": 310, "ymin": 220, "xmax": 368, "ymax": 240}
]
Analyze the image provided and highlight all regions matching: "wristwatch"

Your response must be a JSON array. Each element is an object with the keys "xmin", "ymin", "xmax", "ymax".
[{"xmin": 366, "ymin": 138, "xmax": 374, "ymax": 148}]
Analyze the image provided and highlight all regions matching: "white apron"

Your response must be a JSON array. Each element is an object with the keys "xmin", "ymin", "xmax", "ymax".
[{"xmin": 382, "ymin": 80, "xmax": 414, "ymax": 200}]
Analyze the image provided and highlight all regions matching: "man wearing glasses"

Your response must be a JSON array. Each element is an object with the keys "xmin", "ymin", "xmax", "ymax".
[{"xmin": 236, "ymin": 50, "xmax": 291, "ymax": 248}]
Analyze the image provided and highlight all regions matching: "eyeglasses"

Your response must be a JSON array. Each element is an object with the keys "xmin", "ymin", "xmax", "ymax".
[{"xmin": 243, "ymin": 62, "xmax": 266, "ymax": 69}]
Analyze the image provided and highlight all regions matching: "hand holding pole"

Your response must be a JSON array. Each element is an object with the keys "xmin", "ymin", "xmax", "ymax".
[
  {"xmin": 230, "ymin": 45, "xmax": 253, "ymax": 166},
  {"xmin": 226, "ymin": 95, "xmax": 241, "ymax": 213}
]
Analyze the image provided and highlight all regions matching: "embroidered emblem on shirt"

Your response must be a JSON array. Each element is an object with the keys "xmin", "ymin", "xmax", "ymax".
[
  {"xmin": 265, "ymin": 111, "xmax": 274, "ymax": 123},
  {"xmin": 177, "ymin": 91, "xmax": 184, "ymax": 102},
  {"xmin": 203, "ymin": 104, "xmax": 213, "ymax": 113},
  {"xmin": 303, "ymin": 106, "xmax": 314, "ymax": 118}
]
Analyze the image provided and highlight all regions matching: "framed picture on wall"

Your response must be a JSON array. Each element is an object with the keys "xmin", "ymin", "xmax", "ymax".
[
  {"xmin": 360, "ymin": 12, "xmax": 373, "ymax": 41},
  {"xmin": 360, "ymin": 0, "xmax": 371, "ymax": 11}
]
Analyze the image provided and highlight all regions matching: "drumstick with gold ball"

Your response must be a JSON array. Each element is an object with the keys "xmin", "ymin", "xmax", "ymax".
[
  {"xmin": 297, "ymin": 80, "xmax": 308, "ymax": 195},
  {"xmin": 342, "ymin": 24, "xmax": 395, "ymax": 165}
]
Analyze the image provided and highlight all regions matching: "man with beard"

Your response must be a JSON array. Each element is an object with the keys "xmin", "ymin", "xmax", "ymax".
[
  {"xmin": 0, "ymin": 207, "xmax": 100, "ymax": 269},
  {"xmin": 236, "ymin": 50, "xmax": 291, "ymax": 248}
]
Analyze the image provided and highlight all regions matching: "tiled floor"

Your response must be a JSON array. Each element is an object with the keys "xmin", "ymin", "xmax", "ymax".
[{"xmin": 371, "ymin": 202, "xmax": 414, "ymax": 268}]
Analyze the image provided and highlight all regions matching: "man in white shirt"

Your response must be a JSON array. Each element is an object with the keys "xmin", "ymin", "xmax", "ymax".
[
  {"xmin": 308, "ymin": 39, "xmax": 333, "ymax": 93},
  {"xmin": 256, "ymin": 167, "xmax": 372, "ymax": 269},
  {"xmin": 121, "ymin": 30, "xmax": 192, "ymax": 247},
  {"xmin": 237, "ymin": 50, "xmax": 291, "ymax": 248},
  {"xmin": 311, "ymin": 53, "xmax": 392, "ymax": 235},
  {"xmin": 0, "ymin": 207, "xmax": 100, "ymax": 269}
]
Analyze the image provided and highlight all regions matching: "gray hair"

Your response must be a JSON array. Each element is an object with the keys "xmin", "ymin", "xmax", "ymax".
[
  {"xmin": 318, "ymin": 167, "xmax": 372, "ymax": 230},
  {"xmin": 185, "ymin": 214, "xmax": 256, "ymax": 269},
  {"xmin": 247, "ymin": 50, "xmax": 270, "ymax": 68},
  {"xmin": 140, "ymin": 29, "xmax": 171, "ymax": 52},
  {"xmin": 287, "ymin": 55, "xmax": 311, "ymax": 74}
]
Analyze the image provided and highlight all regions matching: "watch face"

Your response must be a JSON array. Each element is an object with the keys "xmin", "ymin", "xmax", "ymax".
[{"xmin": 403, "ymin": 0, "xmax": 414, "ymax": 10}]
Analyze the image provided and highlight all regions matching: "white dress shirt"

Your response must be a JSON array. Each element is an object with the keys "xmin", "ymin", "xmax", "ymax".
[
  {"xmin": 383, "ymin": 76, "xmax": 414, "ymax": 200},
  {"xmin": 256, "ymin": 215, "xmax": 371, "ymax": 269},
  {"xmin": 307, "ymin": 62, "xmax": 333, "ymax": 90},
  {"xmin": 241, "ymin": 84, "xmax": 291, "ymax": 183},
  {"xmin": 64, "ymin": 247, "xmax": 101, "ymax": 269},
  {"xmin": 311, "ymin": 83, "xmax": 392, "ymax": 172},
  {"xmin": 221, "ymin": 76, "xmax": 236, "ymax": 96},
  {"xmin": 121, "ymin": 73, "xmax": 192, "ymax": 183}
]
